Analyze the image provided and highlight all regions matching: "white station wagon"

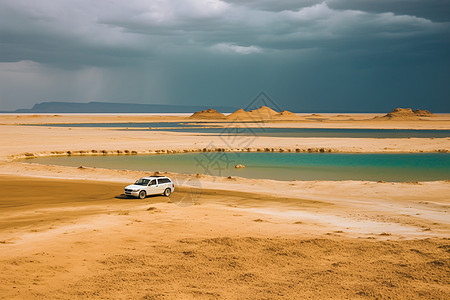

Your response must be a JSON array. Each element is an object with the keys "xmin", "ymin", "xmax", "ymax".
[{"xmin": 124, "ymin": 176, "xmax": 175, "ymax": 199}]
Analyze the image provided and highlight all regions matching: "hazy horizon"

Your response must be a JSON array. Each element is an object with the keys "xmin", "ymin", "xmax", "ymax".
[{"xmin": 1, "ymin": 1, "xmax": 449, "ymax": 112}]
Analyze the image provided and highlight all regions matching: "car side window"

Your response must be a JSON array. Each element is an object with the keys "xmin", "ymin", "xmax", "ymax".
[{"xmin": 150, "ymin": 179, "xmax": 156, "ymax": 186}]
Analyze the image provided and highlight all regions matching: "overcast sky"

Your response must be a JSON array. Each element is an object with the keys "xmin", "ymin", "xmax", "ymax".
[{"xmin": 0, "ymin": 0, "xmax": 449, "ymax": 112}]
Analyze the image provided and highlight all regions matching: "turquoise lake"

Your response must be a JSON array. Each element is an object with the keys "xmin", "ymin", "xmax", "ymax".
[{"xmin": 23, "ymin": 153, "xmax": 450, "ymax": 182}]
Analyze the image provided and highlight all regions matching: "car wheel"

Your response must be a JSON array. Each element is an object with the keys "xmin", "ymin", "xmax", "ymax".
[
  {"xmin": 138, "ymin": 190, "xmax": 146, "ymax": 199},
  {"xmin": 164, "ymin": 188, "xmax": 171, "ymax": 197}
]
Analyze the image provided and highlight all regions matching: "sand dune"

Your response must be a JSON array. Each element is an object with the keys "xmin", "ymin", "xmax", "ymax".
[
  {"xmin": 225, "ymin": 108, "xmax": 251, "ymax": 120},
  {"xmin": 245, "ymin": 105, "xmax": 279, "ymax": 119},
  {"xmin": 275, "ymin": 110, "xmax": 298, "ymax": 118}
]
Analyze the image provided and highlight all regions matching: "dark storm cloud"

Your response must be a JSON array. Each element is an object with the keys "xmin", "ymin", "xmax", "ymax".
[
  {"xmin": 97, "ymin": 0, "xmax": 450, "ymax": 66},
  {"xmin": 0, "ymin": 0, "xmax": 449, "ymax": 111},
  {"xmin": 2, "ymin": 0, "xmax": 448, "ymax": 63},
  {"xmin": 328, "ymin": 0, "xmax": 450, "ymax": 22},
  {"xmin": 225, "ymin": 0, "xmax": 450, "ymax": 22},
  {"xmin": 0, "ymin": 1, "xmax": 155, "ymax": 68}
]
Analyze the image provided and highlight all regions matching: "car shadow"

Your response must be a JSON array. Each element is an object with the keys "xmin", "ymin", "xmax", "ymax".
[{"xmin": 115, "ymin": 194, "xmax": 164, "ymax": 200}]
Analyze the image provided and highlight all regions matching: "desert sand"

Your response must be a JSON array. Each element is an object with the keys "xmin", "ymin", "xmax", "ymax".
[{"xmin": 0, "ymin": 113, "xmax": 449, "ymax": 299}]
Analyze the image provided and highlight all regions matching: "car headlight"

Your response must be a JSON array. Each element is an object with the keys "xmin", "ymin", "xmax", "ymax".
[{"xmin": 132, "ymin": 189, "xmax": 140, "ymax": 192}]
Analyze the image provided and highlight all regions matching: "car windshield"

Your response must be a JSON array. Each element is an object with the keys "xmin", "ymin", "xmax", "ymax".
[{"xmin": 135, "ymin": 179, "xmax": 150, "ymax": 186}]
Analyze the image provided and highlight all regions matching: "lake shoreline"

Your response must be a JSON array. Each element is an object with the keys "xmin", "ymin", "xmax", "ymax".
[
  {"xmin": 19, "ymin": 152, "xmax": 450, "ymax": 182},
  {"xmin": 7, "ymin": 142, "xmax": 450, "ymax": 162}
]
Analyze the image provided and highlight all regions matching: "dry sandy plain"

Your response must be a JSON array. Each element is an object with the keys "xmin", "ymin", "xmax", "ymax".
[{"xmin": 0, "ymin": 113, "xmax": 449, "ymax": 299}]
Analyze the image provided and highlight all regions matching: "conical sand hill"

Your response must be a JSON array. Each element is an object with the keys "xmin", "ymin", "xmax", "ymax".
[{"xmin": 189, "ymin": 109, "xmax": 226, "ymax": 119}]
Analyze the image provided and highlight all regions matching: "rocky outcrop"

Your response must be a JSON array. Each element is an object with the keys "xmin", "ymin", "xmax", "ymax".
[
  {"xmin": 189, "ymin": 109, "xmax": 226, "ymax": 119},
  {"xmin": 413, "ymin": 109, "xmax": 433, "ymax": 117},
  {"xmin": 385, "ymin": 108, "xmax": 418, "ymax": 119},
  {"xmin": 375, "ymin": 108, "xmax": 434, "ymax": 120}
]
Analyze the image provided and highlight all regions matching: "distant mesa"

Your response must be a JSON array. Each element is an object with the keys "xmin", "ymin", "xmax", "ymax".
[
  {"xmin": 189, "ymin": 108, "xmax": 226, "ymax": 119},
  {"xmin": 2, "ymin": 101, "xmax": 237, "ymax": 114},
  {"xmin": 375, "ymin": 108, "xmax": 434, "ymax": 120},
  {"xmin": 190, "ymin": 106, "xmax": 298, "ymax": 121}
]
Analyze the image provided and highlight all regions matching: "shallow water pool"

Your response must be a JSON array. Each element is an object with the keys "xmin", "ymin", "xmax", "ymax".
[
  {"xmin": 22, "ymin": 152, "xmax": 450, "ymax": 182},
  {"xmin": 36, "ymin": 123, "xmax": 450, "ymax": 138}
]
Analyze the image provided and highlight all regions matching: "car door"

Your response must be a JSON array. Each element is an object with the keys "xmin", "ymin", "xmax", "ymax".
[
  {"xmin": 155, "ymin": 178, "xmax": 165, "ymax": 194},
  {"xmin": 146, "ymin": 179, "xmax": 159, "ymax": 195},
  {"xmin": 156, "ymin": 178, "xmax": 167, "ymax": 194}
]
